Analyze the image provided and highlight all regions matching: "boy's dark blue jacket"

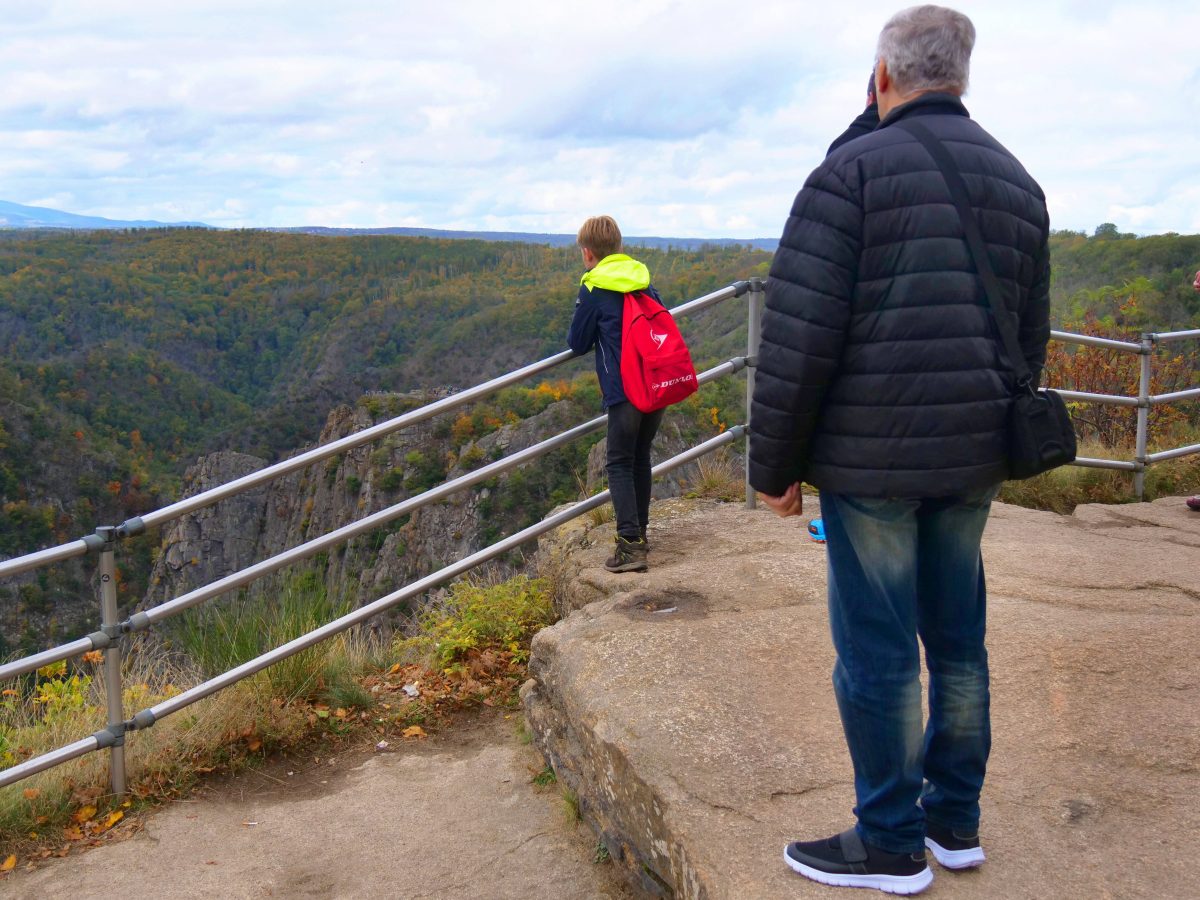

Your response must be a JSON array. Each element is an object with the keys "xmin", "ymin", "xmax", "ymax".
[{"xmin": 567, "ymin": 254, "xmax": 662, "ymax": 408}]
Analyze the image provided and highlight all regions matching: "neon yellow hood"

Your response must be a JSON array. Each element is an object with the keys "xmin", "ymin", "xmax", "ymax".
[{"xmin": 580, "ymin": 253, "xmax": 651, "ymax": 293}]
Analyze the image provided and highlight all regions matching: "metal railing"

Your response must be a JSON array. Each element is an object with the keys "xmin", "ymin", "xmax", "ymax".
[
  {"xmin": 1048, "ymin": 327, "xmax": 1200, "ymax": 497},
  {"xmin": 1, "ymin": 279, "xmax": 1197, "ymax": 795},
  {"xmin": 0, "ymin": 278, "xmax": 766, "ymax": 793}
]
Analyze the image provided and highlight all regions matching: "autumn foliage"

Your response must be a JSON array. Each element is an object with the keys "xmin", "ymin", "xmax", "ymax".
[{"xmin": 1044, "ymin": 297, "xmax": 1199, "ymax": 449}]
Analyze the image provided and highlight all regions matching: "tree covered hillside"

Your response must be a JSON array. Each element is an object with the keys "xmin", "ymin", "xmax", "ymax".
[
  {"xmin": 1049, "ymin": 227, "xmax": 1200, "ymax": 329},
  {"xmin": 0, "ymin": 229, "xmax": 766, "ymax": 462},
  {"xmin": 1, "ymin": 225, "xmax": 1196, "ymax": 571},
  {"xmin": 0, "ymin": 230, "xmax": 765, "ymax": 578}
]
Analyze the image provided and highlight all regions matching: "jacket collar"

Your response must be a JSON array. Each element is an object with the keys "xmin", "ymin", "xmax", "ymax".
[{"xmin": 878, "ymin": 92, "xmax": 971, "ymax": 128}]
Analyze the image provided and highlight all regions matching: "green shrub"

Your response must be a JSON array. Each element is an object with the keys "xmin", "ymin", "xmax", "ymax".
[
  {"xmin": 378, "ymin": 467, "xmax": 404, "ymax": 492},
  {"xmin": 395, "ymin": 575, "xmax": 555, "ymax": 671}
]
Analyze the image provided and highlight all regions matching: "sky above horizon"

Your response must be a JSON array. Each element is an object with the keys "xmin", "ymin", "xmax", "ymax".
[{"xmin": 2, "ymin": 1, "xmax": 1198, "ymax": 238}]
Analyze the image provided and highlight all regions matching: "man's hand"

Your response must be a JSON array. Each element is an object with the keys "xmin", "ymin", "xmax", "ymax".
[{"xmin": 760, "ymin": 482, "xmax": 804, "ymax": 518}]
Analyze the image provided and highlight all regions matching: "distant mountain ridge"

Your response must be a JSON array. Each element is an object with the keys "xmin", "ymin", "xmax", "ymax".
[
  {"xmin": 0, "ymin": 199, "xmax": 206, "ymax": 230},
  {"xmin": 0, "ymin": 198, "xmax": 777, "ymax": 250},
  {"xmin": 272, "ymin": 226, "xmax": 779, "ymax": 252}
]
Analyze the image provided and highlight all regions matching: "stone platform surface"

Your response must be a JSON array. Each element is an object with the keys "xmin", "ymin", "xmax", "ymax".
[{"xmin": 522, "ymin": 496, "xmax": 1200, "ymax": 899}]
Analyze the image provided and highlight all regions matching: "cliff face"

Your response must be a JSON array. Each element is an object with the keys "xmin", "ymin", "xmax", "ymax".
[
  {"xmin": 2, "ymin": 384, "xmax": 733, "ymax": 652},
  {"xmin": 141, "ymin": 390, "xmax": 604, "ymax": 626}
]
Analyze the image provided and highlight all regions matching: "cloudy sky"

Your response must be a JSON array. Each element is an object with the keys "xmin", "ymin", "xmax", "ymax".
[{"xmin": 2, "ymin": 0, "xmax": 1198, "ymax": 238}]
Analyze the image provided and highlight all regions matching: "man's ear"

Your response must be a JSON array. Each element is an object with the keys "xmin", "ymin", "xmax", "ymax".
[{"xmin": 875, "ymin": 59, "xmax": 890, "ymax": 96}]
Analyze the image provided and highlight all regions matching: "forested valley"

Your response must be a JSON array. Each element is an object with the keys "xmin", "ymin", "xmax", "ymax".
[{"xmin": 0, "ymin": 225, "xmax": 1197, "ymax": 651}]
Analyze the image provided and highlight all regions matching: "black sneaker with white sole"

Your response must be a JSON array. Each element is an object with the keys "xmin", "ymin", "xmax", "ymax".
[
  {"xmin": 924, "ymin": 821, "xmax": 985, "ymax": 869},
  {"xmin": 784, "ymin": 827, "xmax": 933, "ymax": 895}
]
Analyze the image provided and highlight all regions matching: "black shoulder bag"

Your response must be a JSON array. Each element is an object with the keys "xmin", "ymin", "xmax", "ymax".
[{"xmin": 897, "ymin": 119, "xmax": 1076, "ymax": 480}]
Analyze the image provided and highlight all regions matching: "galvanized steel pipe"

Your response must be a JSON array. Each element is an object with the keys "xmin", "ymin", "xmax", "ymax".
[{"xmin": 135, "ymin": 427, "xmax": 747, "ymax": 728}]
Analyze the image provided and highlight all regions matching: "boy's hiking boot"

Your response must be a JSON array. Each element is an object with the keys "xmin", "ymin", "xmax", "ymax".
[
  {"xmin": 784, "ymin": 828, "xmax": 933, "ymax": 895},
  {"xmin": 924, "ymin": 822, "xmax": 985, "ymax": 870},
  {"xmin": 605, "ymin": 536, "xmax": 648, "ymax": 573}
]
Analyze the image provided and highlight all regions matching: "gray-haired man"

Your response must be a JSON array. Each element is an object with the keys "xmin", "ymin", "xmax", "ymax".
[{"xmin": 751, "ymin": 6, "xmax": 1051, "ymax": 894}]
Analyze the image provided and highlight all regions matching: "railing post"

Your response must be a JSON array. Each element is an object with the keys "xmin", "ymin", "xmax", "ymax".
[
  {"xmin": 745, "ymin": 277, "xmax": 765, "ymax": 509},
  {"xmin": 1134, "ymin": 334, "xmax": 1153, "ymax": 501},
  {"xmin": 96, "ymin": 527, "xmax": 127, "ymax": 796}
]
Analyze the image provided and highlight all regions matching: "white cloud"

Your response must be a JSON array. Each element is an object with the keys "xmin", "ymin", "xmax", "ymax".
[{"xmin": 0, "ymin": 0, "xmax": 1196, "ymax": 236}]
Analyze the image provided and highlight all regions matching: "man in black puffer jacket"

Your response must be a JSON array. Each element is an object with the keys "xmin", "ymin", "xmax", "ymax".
[{"xmin": 752, "ymin": 6, "xmax": 1050, "ymax": 895}]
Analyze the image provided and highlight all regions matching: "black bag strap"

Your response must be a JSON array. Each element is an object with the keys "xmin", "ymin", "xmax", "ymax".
[{"xmin": 896, "ymin": 119, "xmax": 1034, "ymax": 391}]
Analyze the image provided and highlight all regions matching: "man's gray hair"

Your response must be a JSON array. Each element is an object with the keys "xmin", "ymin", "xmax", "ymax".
[{"xmin": 876, "ymin": 5, "xmax": 975, "ymax": 95}]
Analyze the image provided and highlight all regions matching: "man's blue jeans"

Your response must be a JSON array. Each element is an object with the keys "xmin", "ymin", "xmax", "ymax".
[{"xmin": 819, "ymin": 486, "xmax": 998, "ymax": 855}]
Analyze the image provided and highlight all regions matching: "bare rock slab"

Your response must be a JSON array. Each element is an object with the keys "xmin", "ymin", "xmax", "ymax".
[{"xmin": 522, "ymin": 497, "xmax": 1200, "ymax": 899}]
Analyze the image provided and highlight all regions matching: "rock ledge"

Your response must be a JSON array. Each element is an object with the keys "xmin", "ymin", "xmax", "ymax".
[{"xmin": 522, "ymin": 497, "xmax": 1200, "ymax": 898}]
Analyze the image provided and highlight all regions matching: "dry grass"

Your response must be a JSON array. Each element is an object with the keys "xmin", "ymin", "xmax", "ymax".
[
  {"xmin": 0, "ymin": 640, "xmax": 312, "ymax": 855},
  {"xmin": 584, "ymin": 501, "xmax": 615, "ymax": 528},
  {"xmin": 998, "ymin": 431, "xmax": 1200, "ymax": 514},
  {"xmin": 1, "ymin": 570, "xmax": 557, "ymax": 862},
  {"xmin": 682, "ymin": 448, "xmax": 744, "ymax": 502}
]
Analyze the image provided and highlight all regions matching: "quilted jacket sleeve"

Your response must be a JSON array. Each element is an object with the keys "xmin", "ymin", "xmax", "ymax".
[{"xmin": 748, "ymin": 161, "xmax": 862, "ymax": 497}]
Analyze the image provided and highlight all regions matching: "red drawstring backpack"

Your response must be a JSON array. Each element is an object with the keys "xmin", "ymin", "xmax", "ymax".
[{"xmin": 619, "ymin": 291, "xmax": 698, "ymax": 413}]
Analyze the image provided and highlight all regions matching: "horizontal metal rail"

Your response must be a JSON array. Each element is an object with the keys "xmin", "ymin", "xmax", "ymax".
[
  {"xmin": 0, "ymin": 357, "xmax": 750, "ymax": 684},
  {"xmin": 0, "ymin": 282, "xmax": 748, "ymax": 582},
  {"xmin": 1072, "ymin": 456, "xmax": 1140, "ymax": 472},
  {"xmin": 1152, "ymin": 329, "xmax": 1200, "ymax": 344},
  {"xmin": 0, "ymin": 736, "xmax": 103, "ymax": 788},
  {"xmin": 1049, "ymin": 329, "xmax": 1142, "ymax": 353},
  {"xmin": 0, "ymin": 538, "xmax": 94, "ymax": 582},
  {"xmin": 1149, "ymin": 387, "xmax": 1200, "ymax": 405},
  {"xmin": 0, "ymin": 638, "xmax": 98, "ymax": 682},
  {"xmin": 1054, "ymin": 389, "xmax": 1140, "ymax": 408},
  {"xmin": 0, "ymin": 426, "xmax": 746, "ymax": 789},
  {"xmin": 1146, "ymin": 443, "xmax": 1200, "ymax": 464}
]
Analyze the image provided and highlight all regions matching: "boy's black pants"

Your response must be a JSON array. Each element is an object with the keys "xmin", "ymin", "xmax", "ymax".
[{"xmin": 606, "ymin": 401, "xmax": 665, "ymax": 540}]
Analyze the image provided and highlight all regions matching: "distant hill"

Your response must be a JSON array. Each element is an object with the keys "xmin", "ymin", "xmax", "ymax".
[
  {"xmin": 272, "ymin": 226, "xmax": 779, "ymax": 252},
  {"xmin": 0, "ymin": 198, "xmax": 777, "ymax": 250},
  {"xmin": 0, "ymin": 199, "xmax": 207, "ymax": 230}
]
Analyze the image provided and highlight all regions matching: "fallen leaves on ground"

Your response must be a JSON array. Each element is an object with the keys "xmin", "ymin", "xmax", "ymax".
[
  {"xmin": 1, "ymin": 855, "xmax": 15, "ymax": 872},
  {"xmin": 70, "ymin": 806, "xmax": 96, "ymax": 824}
]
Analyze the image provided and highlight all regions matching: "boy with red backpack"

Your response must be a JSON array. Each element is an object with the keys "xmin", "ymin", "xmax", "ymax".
[{"xmin": 568, "ymin": 215, "xmax": 689, "ymax": 573}]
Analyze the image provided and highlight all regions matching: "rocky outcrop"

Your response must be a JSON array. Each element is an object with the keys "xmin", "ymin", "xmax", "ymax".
[
  {"xmin": 143, "ymin": 397, "xmax": 450, "ymax": 617},
  {"xmin": 143, "ymin": 451, "xmax": 271, "ymax": 605},
  {"xmin": 142, "ymin": 390, "xmax": 609, "ymax": 625},
  {"xmin": 522, "ymin": 497, "xmax": 1200, "ymax": 898}
]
